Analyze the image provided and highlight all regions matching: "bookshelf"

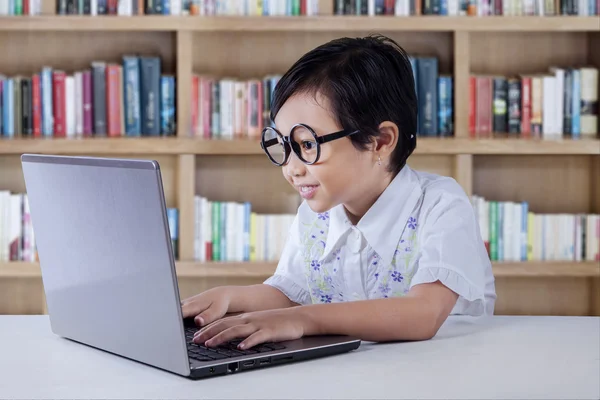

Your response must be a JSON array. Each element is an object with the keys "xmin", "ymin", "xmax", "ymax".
[{"xmin": 0, "ymin": 0, "xmax": 598, "ymax": 317}]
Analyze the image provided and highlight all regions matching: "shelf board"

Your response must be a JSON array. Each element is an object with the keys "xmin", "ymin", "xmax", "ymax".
[
  {"xmin": 0, "ymin": 16, "xmax": 598, "ymax": 32},
  {"xmin": 492, "ymin": 261, "xmax": 600, "ymax": 277},
  {"xmin": 1, "ymin": 137, "xmax": 599, "ymax": 155},
  {"xmin": 2, "ymin": 261, "xmax": 598, "ymax": 279}
]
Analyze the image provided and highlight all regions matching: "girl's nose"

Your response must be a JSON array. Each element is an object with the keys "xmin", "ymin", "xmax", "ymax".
[{"xmin": 284, "ymin": 152, "xmax": 306, "ymax": 178}]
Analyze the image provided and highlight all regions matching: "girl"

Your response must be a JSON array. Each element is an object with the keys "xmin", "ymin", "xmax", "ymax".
[{"xmin": 182, "ymin": 34, "xmax": 496, "ymax": 350}]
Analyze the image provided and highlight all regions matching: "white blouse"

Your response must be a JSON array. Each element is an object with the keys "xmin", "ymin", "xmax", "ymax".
[{"xmin": 264, "ymin": 165, "xmax": 497, "ymax": 316}]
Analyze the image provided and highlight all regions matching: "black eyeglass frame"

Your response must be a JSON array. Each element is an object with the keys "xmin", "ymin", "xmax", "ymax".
[{"xmin": 260, "ymin": 123, "xmax": 359, "ymax": 166}]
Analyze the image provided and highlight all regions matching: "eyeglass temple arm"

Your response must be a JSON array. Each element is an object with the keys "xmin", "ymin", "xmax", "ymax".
[{"xmin": 317, "ymin": 129, "xmax": 359, "ymax": 144}]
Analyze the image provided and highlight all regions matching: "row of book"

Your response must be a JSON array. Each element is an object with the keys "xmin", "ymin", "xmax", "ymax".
[
  {"xmin": 190, "ymin": 74, "xmax": 280, "ymax": 139},
  {"xmin": 53, "ymin": 0, "xmax": 320, "ymax": 15},
  {"xmin": 333, "ymin": 0, "xmax": 599, "ymax": 15},
  {"xmin": 190, "ymin": 56, "xmax": 453, "ymax": 139},
  {"xmin": 0, "ymin": 191, "xmax": 181, "ymax": 262},
  {"xmin": 0, "ymin": 0, "xmax": 41, "ymax": 15},
  {"xmin": 409, "ymin": 57, "xmax": 453, "ymax": 137},
  {"xmin": 194, "ymin": 196, "xmax": 295, "ymax": 262},
  {"xmin": 471, "ymin": 196, "xmax": 600, "ymax": 262},
  {"xmin": 469, "ymin": 67, "xmax": 598, "ymax": 138},
  {"xmin": 0, "ymin": 56, "xmax": 175, "ymax": 138}
]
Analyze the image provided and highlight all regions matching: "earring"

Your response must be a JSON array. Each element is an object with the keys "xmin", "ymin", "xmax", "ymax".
[{"xmin": 377, "ymin": 155, "xmax": 382, "ymax": 166}]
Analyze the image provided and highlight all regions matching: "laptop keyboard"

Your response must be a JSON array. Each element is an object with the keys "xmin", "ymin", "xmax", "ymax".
[{"xmin": 185, "ymin": 327, "xmax": 286, "ymax": 362}]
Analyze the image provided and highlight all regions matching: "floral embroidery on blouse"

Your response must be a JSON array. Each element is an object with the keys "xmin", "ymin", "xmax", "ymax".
[{"xmin": 300, "ymin": 212, "xmax": 421, "ymax": 304}]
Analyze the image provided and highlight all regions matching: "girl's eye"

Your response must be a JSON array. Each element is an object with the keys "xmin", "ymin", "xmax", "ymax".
[{"xmin": 302, "ymin": 141, "xmax": 316, "ymax": 151}]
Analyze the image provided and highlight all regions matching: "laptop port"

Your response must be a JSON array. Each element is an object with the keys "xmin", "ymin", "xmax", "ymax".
[
  {"xmin": 242, "ymin": 360, "xmax": 255, "ymax": 368},
  {"xmin": 228, "ymin": 362, "xmax": 239, "ymax": 373},
  {"xmin": 259, "ymin": 357, "xmax": 271, "ymax": 365},
  {"xmin": 272, "ymin": 354, "xmax": 294, "ymax": 363}
]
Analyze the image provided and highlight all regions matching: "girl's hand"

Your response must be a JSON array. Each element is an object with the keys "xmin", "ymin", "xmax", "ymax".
[
  {"xmin": 193, "ymin": 308, "xmax": 308, "ymax": 350},
  {"xmin": 181, "ymin": 287, "xmax": 233, "ymax": 327}
]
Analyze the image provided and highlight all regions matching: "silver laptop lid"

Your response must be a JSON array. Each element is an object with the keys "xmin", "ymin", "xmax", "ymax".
[{"xmin": 21, "ymin": 154, "xmax": 190, "ymax": 377}]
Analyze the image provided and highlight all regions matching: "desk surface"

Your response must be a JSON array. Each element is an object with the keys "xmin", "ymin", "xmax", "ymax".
[{"xmin": 0, "ymin": 315, "xmax": 598, "ymax": 399}]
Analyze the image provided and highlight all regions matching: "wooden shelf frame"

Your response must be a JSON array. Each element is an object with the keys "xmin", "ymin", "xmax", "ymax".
[
  {"xmin": 0, "ymin": 11, "xmax": 599, "ymax": 316},
  {"xmin": 2, "ymin": 261, "xmax": 598, "ymax": 279},
  {"xmin": 0, "ymin": 16, "xmax": 599, "ymax": 32}
]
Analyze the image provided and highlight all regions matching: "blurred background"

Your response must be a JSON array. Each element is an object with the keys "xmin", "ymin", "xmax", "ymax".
[{"xmin": 0, "ymin": 0, "xmax": 598, "ymax": 317}]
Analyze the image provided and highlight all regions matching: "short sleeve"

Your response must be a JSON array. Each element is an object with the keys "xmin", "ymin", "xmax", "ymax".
[
  {"xmin": 264, "ymin": 213, "xmax": 312, "ymax": 305},
  {"xmin": 410, "ymin": 192, "xmax": 496, "ymax": 316}
]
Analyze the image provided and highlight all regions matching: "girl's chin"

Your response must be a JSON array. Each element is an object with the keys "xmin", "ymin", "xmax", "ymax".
[{"xmin": 305, "ymin": 198, "xmax": 335, "ymax": 214}]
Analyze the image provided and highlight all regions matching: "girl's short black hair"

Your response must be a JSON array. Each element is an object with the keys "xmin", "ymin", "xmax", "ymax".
[{"xmin": 271, "ymin": 34, "xmax": 417, "ymax": 176}]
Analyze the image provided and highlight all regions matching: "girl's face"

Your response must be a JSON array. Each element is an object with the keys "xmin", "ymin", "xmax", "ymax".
[{"xmin": 274, "ymin": 93, "xmax": 393, "ymax": 221}]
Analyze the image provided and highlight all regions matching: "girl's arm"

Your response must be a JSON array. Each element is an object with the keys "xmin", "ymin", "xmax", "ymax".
[
  {"xmin": 193, "ymin": 281, "xmax": 459, "ymax": 348},
  {"xmin": 298, "ymin": 281, "xmax": 458, "ymax": 342}
]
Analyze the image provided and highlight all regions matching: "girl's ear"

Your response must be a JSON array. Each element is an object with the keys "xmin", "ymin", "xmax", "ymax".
[{"xmin": 375, "ymin": 121, "xmax": 399, "ymax": 159}]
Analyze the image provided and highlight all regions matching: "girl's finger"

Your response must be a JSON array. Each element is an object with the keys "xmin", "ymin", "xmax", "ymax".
[
  {"xmin": 181, "ymin": 298, "xmax": 210, "ymax": 319},
  {"xmin": 193, "ymin": 316, "xmax": 238, "ymax": 343},
  {"xmin": 204, "ymin": 324, "xmax": 257, "ymax": 348},
  {"xmin": 238, "ymin": 330, "xmax": 271, "ymax": 350}
]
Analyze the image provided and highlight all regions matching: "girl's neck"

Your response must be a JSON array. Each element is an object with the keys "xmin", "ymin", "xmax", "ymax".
[{"xmin": 343, "ymin": 172, "xmax": 395, "ymax": 225}]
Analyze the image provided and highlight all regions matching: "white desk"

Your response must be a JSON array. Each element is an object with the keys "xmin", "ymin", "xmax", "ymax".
[{"xmin": 0, "ymin": 315, "xmax": 598, "ymax": 399}]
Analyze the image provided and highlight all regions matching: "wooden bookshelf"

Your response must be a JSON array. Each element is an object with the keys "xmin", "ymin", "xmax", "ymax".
[
  {"xmin": 1, "ymin": 137, "xmax": 599, "ymax": 155},
  {"xmin": 0, "ymin": 1, "xmax": 598, "ymax": 316}
]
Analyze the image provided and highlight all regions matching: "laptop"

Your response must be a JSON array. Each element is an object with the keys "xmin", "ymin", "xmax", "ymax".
[{"xmin": 20, "ymin": 154, "xmax": 361, "ymax": 379}]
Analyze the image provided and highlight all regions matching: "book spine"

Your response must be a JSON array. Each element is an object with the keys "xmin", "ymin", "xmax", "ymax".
[
  {"xmin": 489, "ymin": 201, "xmax": 498, "ymax": 261},
  {"xmin": 97, "ymin": 0, "xmax": 106, "ymax": 13},
  {"xmin": 123, "ymin": 56, "xmax": 141, "ymax": 136},
  {"xmin": 83, "ymin": 0, "xmax": 91, "ymax": 13},
  {"xmin": 52, "ymin": 71, "xmax": 66, "ymax": 137},
  {"xmin": 118, "ymin": 66, "xmax": 125, "ymax": 136},
  {"xmin": 530, "ymin": 76, "xmax": 543, "ymax": 136},
  {"xmin": 437, "ymin": 76, "xmax": 453, "ymax": 136},
  {"xmin": 167, "ymin": 208, "xmax": 178, "ymax": 259},
  {"xmin": 572, "ymin": 69, "xmax": 581, "ymax": 137},
  {"xmin": 106, "ymin": 0, "xmax": 117, "ymax": 13},
  {"xmin": 21, "ymin": 78, "xmax": 32, "ymax": 136},
  {"xmin": 563, "ymin": 69, "xmax": 573, "ymax": 136},
  {"xmin": 13, "ymin": 77, "xmax": 21, "ymax": 137},
  {"xmin": 140, "ymin": 57, "xmax": 161, "ymax": 136},
  {"xmin": 527, "ymin": 212, "xmax": 534, "ymax": 261},
  {"xmin": 580, "ymin": 67, "xmax": 598, "ymax": 137},
  {"xmin": 521, "ymin": 201, "xmax": 528, "ymax": 261},
  {"xmin": 211, "ymin": 80, "xmax": 220, "ymax": 136},
  {"xmin": 57, "ymin": 0, "xmax": 67, "ymax": 13},
  {"xmin": 161, "ymin": 75, "xmax": 176, "ymax": 136},
  {"xmin": 106, "ymin": 64, "xmax": 121, "ymax": 137},
  {"xmin": 417, "ymin": 57, "xmax": 438, "ymax": 136},
  {"xmin": 492, "ymin": 77, "xmax": 508, "ymax": 133},
  {"xmin": 507, "ymin": 77, "xmax": 521, "ymax": 134},
  {"xmin": 212, "ymin": 201, "xmax": 220, "ymax": 261},
  {"xmin": 65, "ymin": 75, "xmax": 75, "ymax": 137},
  {"xmin": 542, "ymin": 75, "xmax": 556, "ymax": 136},
  {"xmin": 3, "ymin": 79, "xmax": 14, "ymax": 137},
  {"xmin": 92, "ymin": 63, "xmax": 107, "ymax": 136},
  {"xmin": 154, "ymin": 0, "xmax": 162, "ymax": 13},
  {"xmin": 0, "ymin": 80, "xmax": 4, "ymax": 136},
  {"xmin": 82, "ymin": 70, "xmax": 93, "ymax": 136},
  {"xmin": 8, "ymin": 195, "xmax": 22, "ymax": 261},
  {"xmin": 520, "ymin": 76, "xmax": 532, "ymax": 136},
  {"xmin": 202, "ymin": 78, "xmax": 212, "ymax": 138},
  {"xmin": 75, "ymin": 72, "xmax": 83, "ymax": 136},
  {"xmin": 476, "ymin": 76, "xmax": 492, "ymax": 137},
  {"xmin": 469, "ymin": 75, "xmax": 476, "ymax": 137}
]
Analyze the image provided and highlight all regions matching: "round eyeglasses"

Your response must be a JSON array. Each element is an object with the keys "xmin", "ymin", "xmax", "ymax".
[{"xmin": 260, "ymin": 123, "xmax": 359, "ymax": 166}]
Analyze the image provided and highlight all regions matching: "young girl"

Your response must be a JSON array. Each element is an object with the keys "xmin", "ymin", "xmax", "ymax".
[{"xmin": 182, "ymin": 34, "xmax": 496, "ymax": 350}]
